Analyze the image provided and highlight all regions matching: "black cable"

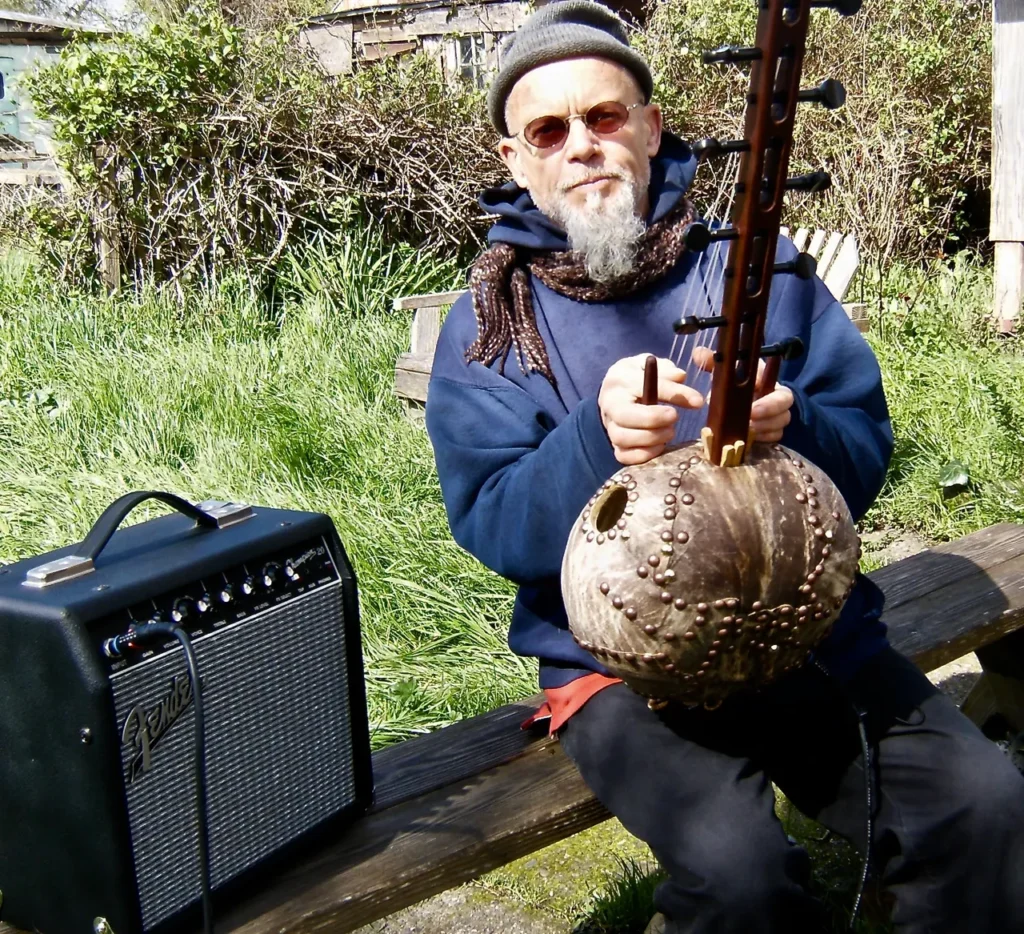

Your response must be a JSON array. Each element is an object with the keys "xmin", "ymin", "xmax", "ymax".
[
  {"xmin": 848, "ymin": 709, "xmax": 873, "ymax": 930},
  {"xmin": 107, "ymin": 623, "xmax": 214, "ymax": 934},
  {"xmin": 812, "ymin": 661, "xmax": 872, "ymax": 933}
]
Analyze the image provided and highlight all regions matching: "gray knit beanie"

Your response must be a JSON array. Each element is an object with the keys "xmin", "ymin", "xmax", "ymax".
[{"xmin": 487, "ymin": 0, "xmax": 654, "ymax": 137}]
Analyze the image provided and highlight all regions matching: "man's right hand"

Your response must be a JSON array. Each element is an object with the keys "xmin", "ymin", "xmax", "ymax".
[{"xmin": 598, "ymin": 355, "xmax": 704, "ymax": 465}]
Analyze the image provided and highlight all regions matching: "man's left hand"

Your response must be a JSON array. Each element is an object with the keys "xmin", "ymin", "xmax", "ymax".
[
  {"xmin": 749, "ymin": 381, "xmax": 793, "ymax": 443},
  {"xmin": 692, "ymin": 346, "xmax": 795, "ymax": 444}
]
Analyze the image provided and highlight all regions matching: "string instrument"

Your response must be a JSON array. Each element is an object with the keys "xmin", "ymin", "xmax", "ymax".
[{"xmin": 561, "ymin": 0, "xmax": 864, "ymax": 708}]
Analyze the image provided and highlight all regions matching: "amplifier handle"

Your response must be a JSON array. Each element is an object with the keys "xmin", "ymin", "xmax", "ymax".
[
  {"xmin": 23, "ymin": 492, "xmax": 253, "ymax": 588},
  {"xmin": 79, "ymin": 491, "xmax": 221, "ymax": 560}
]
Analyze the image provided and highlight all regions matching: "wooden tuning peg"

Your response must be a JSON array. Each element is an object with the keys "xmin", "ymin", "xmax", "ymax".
[
  {"xmin": 798, "ymin": 78, "xmax": 847, "ymax": 110},
  {"xmin": 773, "ymin": 254, "xmax": 817, "ymax": 280},
  {"xmin": 641, "ymin": 355, "xmax": 658, "ymax": 405},
  {"xmin": 683, "ymin": 222, "xmax": 740, "ymax": 252},
  {"xmin": 786, "ymin": 171, "xmax": 832, "ymax": 193},
  {"xmin": 673, "ymin": 314, "xmax": 727, "ymax": 335},
  {"xmin": 691, "ymin": 138, "xmax": 751, "ymax": 161},
  {"xmin": 759, "ymin": 337, "xmax": 805, "ymax": 396},
  {"xmin": 702, "ymin": 45, "xmax": 762, "ymax": 66},
  {"xmin": 811, "ymin": 0, "xmax": 863, "ymax": 15}
]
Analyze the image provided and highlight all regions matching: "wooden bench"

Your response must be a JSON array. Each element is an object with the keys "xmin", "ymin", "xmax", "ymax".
[
  {"xmin": 394, "ymin": 229, "xmax": 868, "ymax": 408},
  {"xmin": 6, "ymin": 523, "xmax": 1020, "ymax": 934}
]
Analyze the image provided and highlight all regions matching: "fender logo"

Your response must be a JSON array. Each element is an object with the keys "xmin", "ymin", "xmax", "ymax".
[{"xmin": 121, "ymin": 675, "xmax": 193, "ymax": 784}]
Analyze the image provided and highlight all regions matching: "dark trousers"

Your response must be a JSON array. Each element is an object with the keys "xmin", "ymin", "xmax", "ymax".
[{"xmin": 558, "ymin": 647, "xmax": 1024, "ymax": 933}]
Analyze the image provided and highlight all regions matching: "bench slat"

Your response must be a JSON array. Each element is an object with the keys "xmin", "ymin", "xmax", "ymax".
[
  {"xmin": 806, "ymin": 229, "xmax": 828, "ymax": 258},
  {"xmin": 822, "ymin": 234, "xmax": 859, "ymax": 302},
  {"xmin": 394, "ymin": 352, "xmax": 432, "ymax": 404},
  {"xmin": 392, "ymin": 290, "xmax": 467, "ymax": 311},
  {"xmin": 870, "ymin": 523, "xmax": 1024, "ymax": 611},
  {"xmin": 883, "ymin": 551, "xmax": 1024, "ymax": 672},
  {"xmin": 371, "ymin": 695, "xmax": 545, "ymax": 812},
  {"xmin": 815, "ymin": 231, "xmax": 845, "ymax": 282},
  {"xmin": 216, "ymin": 740, "xmax": 608, "ymax": 934},
  {"xmin": 409, "ymin": 307, "xmax": 444, "ymax": 356}
]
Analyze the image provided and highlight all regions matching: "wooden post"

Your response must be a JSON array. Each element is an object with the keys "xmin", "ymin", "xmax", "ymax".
[
  {"xmin": 93, "ymin": 144, "xmax": 121, "ymax": 292},
  {"xmin": 991, "ymin": 0, "xmax": 1024, "ymax": 332},
  {"xmin": 994, "ymin": 242, "xmax": 1024, "ymax": 333}
]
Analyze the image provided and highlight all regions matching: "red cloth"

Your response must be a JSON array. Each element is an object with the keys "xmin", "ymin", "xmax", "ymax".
[{"xmin": 521, "ymin": 672, "xmax": 622, "ymax": 734}]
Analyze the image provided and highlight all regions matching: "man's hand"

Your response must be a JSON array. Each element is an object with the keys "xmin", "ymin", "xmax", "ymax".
[
  {"xmin": 692, "ymin": 346, "xmax": 795, "ymax": 444},
  {"xmin": 749, "ymin": 381, "xmax": 794, "ymax": 443},
  {"xmin": 598, "ymin": 355, "xmax": 704, "ymax": 465}
]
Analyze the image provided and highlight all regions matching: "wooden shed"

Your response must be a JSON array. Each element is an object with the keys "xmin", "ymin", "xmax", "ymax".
[
  {"xmin": 298, "ymin": 0, "xmax": 645, "ymax": 83},
  {"xmin": 0, "ymin": 9, "xmax": 111, "ymax": 182},
  {"xmin": 299, "ymin": 0, "xmax": 532, "ymax": 83}
]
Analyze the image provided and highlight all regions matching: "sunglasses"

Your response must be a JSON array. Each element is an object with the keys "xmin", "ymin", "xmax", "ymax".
[{"xmin": 514, "ymin": 101, "xmax": 644, "ymax": 151}]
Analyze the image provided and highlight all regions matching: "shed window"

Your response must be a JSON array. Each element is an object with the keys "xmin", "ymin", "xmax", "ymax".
[{"xmin": 457, "ymin": 34, "xmax": 486, "ymax": 89}]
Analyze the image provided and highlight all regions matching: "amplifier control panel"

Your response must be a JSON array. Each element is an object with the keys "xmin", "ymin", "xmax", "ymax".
[{"xmin": 96, "ymin": 535, "xmax": 341, "ymax": 672}]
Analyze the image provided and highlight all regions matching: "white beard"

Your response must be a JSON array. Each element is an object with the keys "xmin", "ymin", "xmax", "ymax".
[{"xmin": 545, "ymin": 167, "xmax": 649, "ymax": 283}]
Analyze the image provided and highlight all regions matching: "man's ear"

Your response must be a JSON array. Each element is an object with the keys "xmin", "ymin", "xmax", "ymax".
[
  {"xmin": 644, "ymin": 103, "xmax": 663, "ymax": 158},
  {"xmin": 498, "ymin": 138, "xmax": 530, "ymax": 189}
]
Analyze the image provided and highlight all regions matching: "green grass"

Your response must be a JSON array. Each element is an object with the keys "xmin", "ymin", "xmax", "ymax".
[
  {"xmin": 0, "ymin": 233, "xmax": 533, "ymax": 748},
  {"xmin": 0, "ymin": 238, "xmax": 1019, "ymax": 933},
  {"xmin": 572, "ymin": 856, "xmax": 667, "ymax": 934},
  {"xmin": 863, "ymin": 255, "xmax": 1024, "ymax": 539}
]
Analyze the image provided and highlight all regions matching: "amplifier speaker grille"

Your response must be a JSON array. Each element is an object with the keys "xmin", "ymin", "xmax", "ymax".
[{"xmin": 111, "ymin": 580, "xmax": 357, "ymax": 929}]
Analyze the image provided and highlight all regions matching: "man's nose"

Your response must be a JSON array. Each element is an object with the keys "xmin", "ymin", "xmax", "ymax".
[{"xmin": 562, "ymin": 116, "xmax": 599, "ymax": 161}]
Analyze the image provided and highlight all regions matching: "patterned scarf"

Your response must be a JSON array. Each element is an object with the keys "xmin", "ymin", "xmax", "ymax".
[{"xmin": 466, "ymin": 199, "xmax": 697, "ymax": 383}]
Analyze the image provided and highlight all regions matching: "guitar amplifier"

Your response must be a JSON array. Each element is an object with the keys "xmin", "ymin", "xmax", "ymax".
[{"xmin": 0, "ymin": 492, "xmax": 373, "ymax": 934}]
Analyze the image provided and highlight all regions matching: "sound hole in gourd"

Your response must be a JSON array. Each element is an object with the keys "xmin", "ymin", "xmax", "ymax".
[{"xmin": 592, "ymin": 485, "xmax": 628, "ymax": 532}]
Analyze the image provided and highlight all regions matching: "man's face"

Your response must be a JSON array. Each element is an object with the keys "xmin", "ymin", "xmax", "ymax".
[{"xmin": 498, "ymin": 57, "xmax": 663, "ymax": 223}]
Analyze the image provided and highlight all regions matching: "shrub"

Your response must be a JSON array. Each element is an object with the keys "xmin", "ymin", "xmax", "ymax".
[
  {"xmin": 24, "ymin": 5, "xmax": 502, "ymax": 286},
  {"xmin": 638, "ymin": 0, "xmax": 992, "ymax": 264}
]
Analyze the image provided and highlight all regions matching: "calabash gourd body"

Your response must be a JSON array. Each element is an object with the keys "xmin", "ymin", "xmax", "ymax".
[{"xmin": 561, "ymin": 442, "xmax": 860, "ymax": 707}]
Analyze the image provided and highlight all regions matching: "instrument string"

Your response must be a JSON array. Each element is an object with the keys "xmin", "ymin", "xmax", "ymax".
[
  {"xmin": 668, "ymin": 173, "xmax": 718, "ymax": 367},
  {"xmin": 670, "ymin": 152, "xmax": 734, "ymax": 371},
  {"xmin": 685, "ymin": 152, "xmax": 741, "ymax": 406}
]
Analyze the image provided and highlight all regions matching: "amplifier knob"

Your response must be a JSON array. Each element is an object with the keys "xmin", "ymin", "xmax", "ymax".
[
  {"xmin": 262, "ymin": 563, "xmax": 281, "ymax": 588},
  {"xmin": 218, "ymin": 585, "xmax": 234, "ymax": 604},
  {"xmin": 171, "ymin": 598, "xmax": 193, "ymax": 622},
  {"xmin": 241, "ymin": 577, "xmax": 256, "ymax": 595},
  {"xmin": 197, "ymin": 594, "xmax": 212, "ymax": 613},
  {"xmin": 284, "ymin": 563, "xmax": 299, "ymax": 581}
]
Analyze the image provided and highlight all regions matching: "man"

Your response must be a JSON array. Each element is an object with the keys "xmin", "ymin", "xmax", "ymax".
[{"xmin": 425, "ymin": 3, "xmax": 1024, "ymax": 931}]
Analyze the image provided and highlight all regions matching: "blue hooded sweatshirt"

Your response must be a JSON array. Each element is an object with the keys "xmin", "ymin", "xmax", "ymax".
[{"xmin": 425, "ymin": 133, "xmax": 893, "ymax": 690}]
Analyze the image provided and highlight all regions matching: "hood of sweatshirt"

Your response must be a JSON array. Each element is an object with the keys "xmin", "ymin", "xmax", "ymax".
[{"xmin": 478, "ymin": 131, "xmax": 699, "ymax": 251}]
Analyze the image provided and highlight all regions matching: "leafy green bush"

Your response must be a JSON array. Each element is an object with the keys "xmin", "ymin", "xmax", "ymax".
[
  {"xmin": 29, "ymin": 13, "xmax": 247, "ymax": 163},
  {"xmin": 24, "ymin": 5, "xmax": 501, "ymax": 285},
  {"xmin": 638, "ymin": 0, "xmax": 992, "ymax": 263}
]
